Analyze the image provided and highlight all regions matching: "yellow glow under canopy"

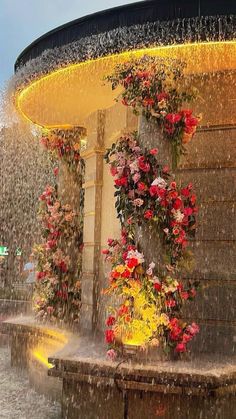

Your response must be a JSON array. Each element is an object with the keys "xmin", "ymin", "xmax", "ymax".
[{"xmin": 16, "ymin": 42, "xmax": 236, "ymax": 128}]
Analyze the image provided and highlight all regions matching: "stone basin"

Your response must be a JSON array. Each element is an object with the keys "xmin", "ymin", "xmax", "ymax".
[{"xmin": 1, "ymin": 317, "xmax": 236, "ymax": 418}]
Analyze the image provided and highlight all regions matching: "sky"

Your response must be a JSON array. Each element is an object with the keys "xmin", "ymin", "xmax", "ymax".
[{"xmin": 0, "ymin": 0, "xmax": 142, "ymax": 89}]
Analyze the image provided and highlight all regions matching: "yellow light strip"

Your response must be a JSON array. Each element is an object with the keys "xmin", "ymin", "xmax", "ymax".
[
  {"xmin": 15, "ymin": 40, "xmax": 236, "ymax": 129},
  {"xmin": 32, "ymin": 349, "xmax": 54, "ymax": 369}
]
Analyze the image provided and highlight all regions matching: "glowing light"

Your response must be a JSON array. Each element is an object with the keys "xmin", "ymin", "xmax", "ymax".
[
  {"xmin": 15, "ymin": 41, "xmax": 236, "ymax": 128},
  {"xmin": 32, "ymin": 349, "xmax": 54, "ymax": 369}
]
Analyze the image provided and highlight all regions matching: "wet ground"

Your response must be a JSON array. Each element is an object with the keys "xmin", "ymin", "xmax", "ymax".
[{"xmin": 0, "ymin": 346, "xmax": 61, "ymax": 419}]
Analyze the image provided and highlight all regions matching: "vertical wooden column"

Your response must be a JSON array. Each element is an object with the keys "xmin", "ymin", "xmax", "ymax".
[{"xmin": 80, "ymin": 111, "xmax": 105, "ymax": 333}]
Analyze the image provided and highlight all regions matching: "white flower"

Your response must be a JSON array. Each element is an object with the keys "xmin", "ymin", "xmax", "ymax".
[
  {"xmin": 127, "ymin": 250, "xmax": 144, "ymax": 264},
  {"xmin": 172, "ymin": 209, "xmax": 184, "ymax": 223},
  {"xmin": 151, "ymin": 177, "xmax": 167, "ymax": 188}
]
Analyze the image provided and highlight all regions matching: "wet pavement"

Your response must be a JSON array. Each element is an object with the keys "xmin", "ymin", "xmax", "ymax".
[{"xmin": 0, "ymin": 347, "xmax": 61, "ymax": 419}]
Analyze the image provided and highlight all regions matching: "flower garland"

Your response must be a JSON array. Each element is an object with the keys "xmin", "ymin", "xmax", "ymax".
[
  {"xmin": 33, "ymin": 129, "xmax": 85, "ymax": 324},
  {"xmin": 33, "ymin": 184, "xmax": 82, "ymax": 323},
  {"xmin": 104, "ymin": 132, "xmax": 197, "ymax": 266},
  {"xmin": 103, "ymin": 133, "xmax": 199, "ymax": 358},
  {"xmin": 106, "ymin": 56, "xmax": 201, "ymax": 166}
]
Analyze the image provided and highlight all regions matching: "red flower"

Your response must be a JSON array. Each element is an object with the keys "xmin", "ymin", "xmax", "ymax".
[
  {"xmin": 115, "ymin": 176, "xmax": 128, "ymax": 187},
  {"xmin": 165, "ymin": 299, "xmax": 176, "ymax": 308},
  {"xmin": 106, "ymin": 316, "xmax": 116, "ymax": 327},
  {"xmin": 157, "ymin": 92, "xmax": 169, "ymax": 101},
  {"xmin": 105, "ymin": 329, "xmax": 115, "ymax": 344},
  {"xmin": 165, "ymin": 113, "xmax": 182, "ymax": 124},
  {"xmin": 127, "ymin": 258, "xmax": 139, "ymax": 269},
  {"xmin": 117, "ymin": 305, "xmax": 129, "ymax": 316},
  {"xmin": 102, "ymin": 249, "xmax": 109, "ymax": 255},
  {"xmin": 175, "ymin": 342, "xmax": 187, "ymax": 353},
  {"xmin": 181, "ymin": 291, "xmax": 189, "ymax": 300},
  {"xmin": 181, "ymin": 187, "xmax": 190, "ymax": 197},
  {"xmin": 58, "ymin": 261, "xmax": 68, "ymax": 273},
  {"xmin": 173, "ymin": 198, "xmax": 182, "ymax": 210},
  {"xmin": 170, "ymin": 181, "xmax": 176, "ymax": 189},
  {"xmin": 137, "ymin": 182, "xmax": 146, "ymax": 191},
  {"xmin": 138, "ymin": 156, "xmax": 150, "ymax": 172},
  {"xmin": 153, "ymin": 282, "xmax": 162, "ymax": 292},
  {"xmin": 184, "ymin": 207, "xmax": 193, "ymax": 216},
  {"xmin": 149, "ymin": 185, "xmax": 159, "ymax": 197},
  {"xmin": 36, "ymin": 271, "xmax": 47, "ymax": 280},
  {"xmin": 144, "ymin": 210, "xmax": 154, "ymax": 219},
  {"xmin": 143, "ymin": 98, "xmax": 155, "ymax": 107},
  {"xmin": 182, "ymin": 333, "xmax": 192, "ymax": 344},
  {"xmin": 149, "ymin": 148, "xmax": 158, "ymax": 155}
]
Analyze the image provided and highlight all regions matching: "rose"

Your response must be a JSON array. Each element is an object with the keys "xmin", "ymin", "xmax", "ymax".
[
  {"xmin": 165, "ymin": 113, "xmax": 182, "ymax": 125},
  {"xmin": 138, "ymin": 156, "xmax": 150, "ymax": 172},
  {"xmin": 105, "ymin": 329, "xmax": 115, "ymax": 344},
  {"xmin": 137, "ymin": 182, "xmax": 146, "ymax": 191},
  {"xmin": 144, "ymin": 210, "xmax": 153, "ymax": 220},
  {"xmin": 115, "ymin": 176, "xmax": 128, "ymax": 187},
  {"xmin": 175, "ymin": 342, "xmax": 187, "ymax": 353},
  {"xmin": 133, "ymin": 198, "xmax": 144, "ymax": 207},
  {"xmin": 106, "ymin": 315, "xmax": 116, "ymax": 327}
]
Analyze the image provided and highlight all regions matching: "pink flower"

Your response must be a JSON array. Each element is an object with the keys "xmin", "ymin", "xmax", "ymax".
[
  {"xmin": 106, "ymin": 349, "xmax": 117, "ymax": 361},
  {"xmin": 132, "ymin": 173, "xmax": 141, "ymax": 183},
  {"xmin": 149, "ymin": 148, "xmax": 158, "ymax": 155},
  {"xmin": 110, "ymin": 166, "xmax": 118, "ymax": 176},
  {"xmin": 133, "ymin": 198, "xmax": 144, "ymax": 207},
  {"xmin": 102, "ymin": 249, "xmax": 109, "ymax": 255},
  {"xmin": 186, "ymin": 322, "xmax": 200, "ymax": 336}
]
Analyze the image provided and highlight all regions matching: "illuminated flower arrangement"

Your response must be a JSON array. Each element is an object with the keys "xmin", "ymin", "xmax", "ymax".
[
  {"xmin": 103, "ymin": 234, "xmax": 199, "ymax": 355},
  {"xmin": 106, "ymin": 56, "xmax": 201, "ymax": 166},
  {"xmin": 33, "ymin": 183, "xmax": 82, "ymax": 323},
  {"xmin": 103, "ymin": 133, "xmax": 199, "ymax": 358}
]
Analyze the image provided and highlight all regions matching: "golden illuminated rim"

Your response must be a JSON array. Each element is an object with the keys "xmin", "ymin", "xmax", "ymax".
[{"xmin": 15, "ymin": 41, "xmax": 236, "ymax": 129}]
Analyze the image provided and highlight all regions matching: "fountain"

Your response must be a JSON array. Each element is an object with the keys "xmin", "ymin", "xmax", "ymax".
[{"xmin": 1, "ymin": 0, "xmax": 236, "ymax": 418}]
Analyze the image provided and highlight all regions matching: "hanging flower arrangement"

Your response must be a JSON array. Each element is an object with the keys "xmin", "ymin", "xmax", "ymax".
[
  {"xmin": 33, "ymin": 183, "xmax": 83, "ymax": 323},
  {"xmin": 103, "ymin": 133, "xmax": 199, "ymax": 358},
  {"xmin": 104, "ymin": 132, "xmax": 197, "ymax": 266},
  {"xmin": 106, "ymin": 56, "xmax": 201, "ymax": 166},
  {"xmin": 33, "ymin": 128, "xmax": 85, "ymax": 324}
]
